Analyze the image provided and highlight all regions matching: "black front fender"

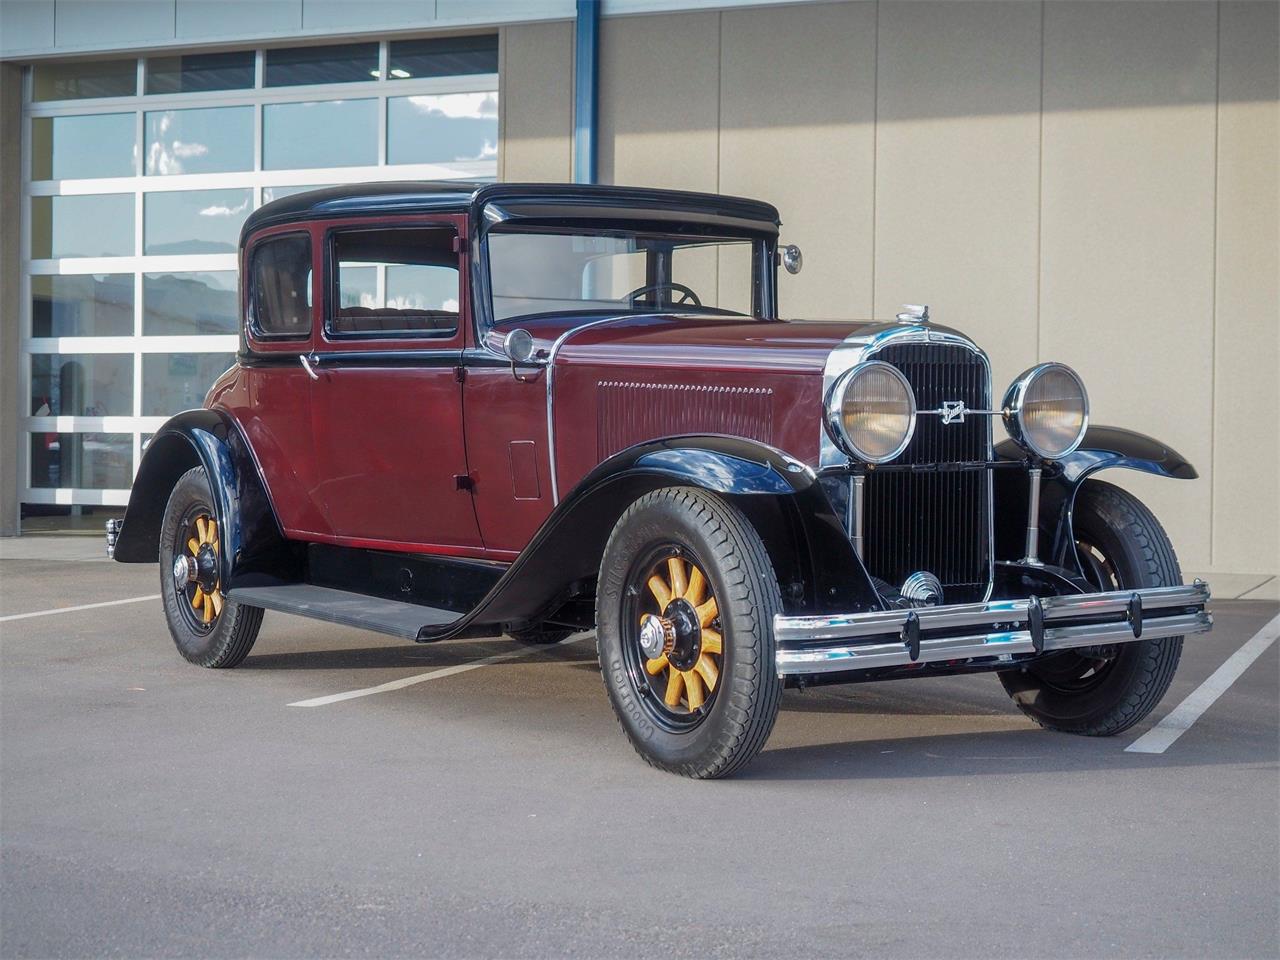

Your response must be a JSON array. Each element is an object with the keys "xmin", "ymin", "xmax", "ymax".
[
  {"xmin": 112, "ymin": 409, "xmax": 299, "ymax": 588},
  {"xmin": 422, "ymin": 435, "xmax": 881, "ymax": 640},
  {"xmin": 996, "ymin": 424, "xmax": 1197, "ymax": 570}
]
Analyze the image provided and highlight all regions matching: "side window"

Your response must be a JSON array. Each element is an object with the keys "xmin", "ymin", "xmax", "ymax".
[
  {"xmin": 330, "ymin": 226, "xmax": 459, "ymax": 337},
  {"xmin": 250, "ymin": 234, "xmax": 312, "ymax": 338}
]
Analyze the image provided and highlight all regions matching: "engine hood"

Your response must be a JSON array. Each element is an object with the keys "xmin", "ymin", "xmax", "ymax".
[{"xmin": 533, "ymin": 312, "xmax": 987, "ymax": 491}]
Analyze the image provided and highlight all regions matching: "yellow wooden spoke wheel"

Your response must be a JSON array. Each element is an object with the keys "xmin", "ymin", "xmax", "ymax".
[
  {"xmin": 172, "ymin": 509, "xmax": 223, "ymax": 629},
  {"xmin": 635, "ymin": 551, "xmax": 723, "ymax": 717}
]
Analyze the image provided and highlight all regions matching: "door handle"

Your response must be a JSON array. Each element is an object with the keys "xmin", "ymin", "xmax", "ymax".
[{"xmin": 299, "ymin": 353, "xmax": 320, "ymax": 381}]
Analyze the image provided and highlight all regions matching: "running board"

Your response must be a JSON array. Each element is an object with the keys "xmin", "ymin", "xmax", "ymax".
[{"xmin": 228, "ymin": 584, "xmax": 459, "ymax": 641}]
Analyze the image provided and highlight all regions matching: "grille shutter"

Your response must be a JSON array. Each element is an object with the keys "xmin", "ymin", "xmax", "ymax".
[{"xmin": 863, "ymin": 342, "xmax": 992, "ymax": 604}]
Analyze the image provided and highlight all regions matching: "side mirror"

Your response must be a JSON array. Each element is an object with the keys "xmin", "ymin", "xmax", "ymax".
[
  {"xmin": 778, "ymin": 244, "xmax": 803, "ymax": 275},
  {"xmin": 503, "ymin": 328, "xmax": 536, "ymax": 363}
]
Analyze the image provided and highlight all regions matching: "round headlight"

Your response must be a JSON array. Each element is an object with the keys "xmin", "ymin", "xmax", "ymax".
[
  {"xmin": 1003, "ymin": 362, "xmax": 1089, "ymax": 460},
  {"xmin": 825, "ymin": 361, "xmax": 917, "ymax": 463}
]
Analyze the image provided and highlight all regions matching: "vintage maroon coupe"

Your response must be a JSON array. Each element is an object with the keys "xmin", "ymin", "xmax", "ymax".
[{"xmin": 108, "ymin": 181, "xmax": 1212, "ymax": 777}]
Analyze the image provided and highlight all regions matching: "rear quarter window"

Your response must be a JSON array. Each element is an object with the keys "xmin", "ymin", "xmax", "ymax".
[{"xmin": 250, "ymin": 233, "xmax": 312, "ymax": 338}]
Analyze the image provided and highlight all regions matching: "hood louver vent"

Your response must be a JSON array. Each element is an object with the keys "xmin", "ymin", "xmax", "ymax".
[{"xmin": 597, "ymin": 381, "xmax": 773, "ymax": 461}]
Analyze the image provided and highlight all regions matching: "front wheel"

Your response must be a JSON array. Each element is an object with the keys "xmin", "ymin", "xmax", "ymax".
[
  {"xmin": 159, "ymin": 466, "xmax": 263, "ymax": 668},
  {"xmin": 595, "ymin": 487, "xmax": 783, "ymax": 778},
  {"xmin": 998, "ymin": 479, "xmax": 1184, "ymax": 736}
]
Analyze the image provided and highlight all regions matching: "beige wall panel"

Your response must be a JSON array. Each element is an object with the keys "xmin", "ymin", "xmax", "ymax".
[
  {"xmin": 1214, "ymin": 0, "xmax": 1279, "ymax": 575},
  {"xmin": 598, "ymin": 11, "xmax": 720, "ymax": 192},
  {"xmin": 719, "ymin": 1, "xmax": 875, "ymax": 319},
  {"xmin": 1040, "ymin": 1, "xmax": 1218, "ymax": 569},
  {"xmin": 499, "ymin": 21, "xmax": 574, "ymax": 182},
  {"xmin": 873, "ymin": 0, "xmax": 1041, "ymax": 392}
]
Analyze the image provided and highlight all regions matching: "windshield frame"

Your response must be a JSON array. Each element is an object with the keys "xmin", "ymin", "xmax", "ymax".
[{"xmin": 476, "ymin": 221, "xmax": 777, "ymax": 332}]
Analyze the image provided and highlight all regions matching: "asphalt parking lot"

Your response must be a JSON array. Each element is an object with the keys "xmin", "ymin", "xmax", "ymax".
[{"xmin": 1, "ymin": 543, "xmax": 1277, "ymax": 959}]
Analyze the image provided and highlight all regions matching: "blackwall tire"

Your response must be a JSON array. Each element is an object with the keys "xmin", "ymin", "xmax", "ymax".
[
  {"xmin": 998, "ymin": 479, "xmax": 1184, "ymax": 736},
  {"xmin": 159, "ymin": 466, "xmax": 263, "ymax": 669},
  {"xmin": 595, "ymin": 486, "xmax": 783, "ymax": 778}
]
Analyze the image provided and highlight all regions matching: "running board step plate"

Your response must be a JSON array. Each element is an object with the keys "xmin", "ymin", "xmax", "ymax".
[{"xmin": 228, "ymin": 584, "xmax": 458, "ymax": 641}]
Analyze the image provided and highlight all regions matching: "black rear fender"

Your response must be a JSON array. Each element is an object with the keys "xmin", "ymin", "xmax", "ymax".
[{"xmin": 112, "ymin": 409, "xmax": 300, "ymax": 588}]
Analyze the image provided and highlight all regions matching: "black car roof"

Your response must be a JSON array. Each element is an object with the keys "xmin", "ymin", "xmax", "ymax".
[{"xmin": 240, "ymin": 181, "xmax": 781, "ymax": 244}]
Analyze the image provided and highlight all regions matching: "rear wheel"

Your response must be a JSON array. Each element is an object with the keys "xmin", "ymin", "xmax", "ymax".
[
  {"xmin": 998, "ymin": 479, "xmax": 1183, "ymax": 735},
  {"xmin": 159, "ymin": 467, "xmax": 263, "ymax": 668},
  {"xmin": 595, "ymin": 487, "xmax": 782, "ymax": 778}
]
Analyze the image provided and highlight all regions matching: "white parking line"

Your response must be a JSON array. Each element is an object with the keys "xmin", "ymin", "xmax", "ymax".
[
  {"xmin": 1126, "ymin": 613, "xmax": 1280, "ymax": 755},
  {"xmin": 288, "ymin": 634, "xmax": 586, "ymax": 707},
  {"xmin": 0, "ymin": 594, "xmax": 162, "ymax": 623}
]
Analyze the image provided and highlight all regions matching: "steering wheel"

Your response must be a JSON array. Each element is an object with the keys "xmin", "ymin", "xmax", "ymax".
[{"xmin": 624, "ymin": 281, "xmax": 703, "ymax": 308}]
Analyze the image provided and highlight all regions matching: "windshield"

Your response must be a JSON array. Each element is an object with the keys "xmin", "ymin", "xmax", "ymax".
[{"xmin": 486, "ymin": 228, "xmax": 762, "ymax": 324}]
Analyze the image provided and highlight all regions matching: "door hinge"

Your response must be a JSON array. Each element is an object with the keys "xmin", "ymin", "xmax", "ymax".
[
  {"xmin": 454, "ymin": 365, "xmax": 466, "ymax": 383},
  {"xmin": 454, "ymin": 474, "xmax": 474, "ymax": 491},
  {"xmin": 452, "ymin": 236, "xmax": 468, "ymax": 254}
]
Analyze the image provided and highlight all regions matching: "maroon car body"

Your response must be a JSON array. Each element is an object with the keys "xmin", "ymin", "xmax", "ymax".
[{"xmin": 108, "ymin": 181, "xmax": 1212, "ymax": 778}]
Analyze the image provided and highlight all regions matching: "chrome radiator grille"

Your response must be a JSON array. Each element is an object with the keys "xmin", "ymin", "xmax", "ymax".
[{"xmin": 864, "ymin": 341, "xmax": 992, "ymax": 603}]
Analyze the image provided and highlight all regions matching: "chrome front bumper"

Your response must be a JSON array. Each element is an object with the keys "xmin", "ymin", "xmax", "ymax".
[
  {"xmin": 773, "ymin": 582, "xmax": 1212, "ymax": 677},
  {"xmin": 105, "ymin": 518, "xmax": 122, "ymax": 559}
]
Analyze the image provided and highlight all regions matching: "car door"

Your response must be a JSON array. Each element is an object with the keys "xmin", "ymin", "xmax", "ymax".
[
  {"xmin": 308, "ymin": 214, "xmax": 482, "ymax": 551},
  {"xmin": 232, "ymin": 223, "xmax": 333, "ymax": 539}
]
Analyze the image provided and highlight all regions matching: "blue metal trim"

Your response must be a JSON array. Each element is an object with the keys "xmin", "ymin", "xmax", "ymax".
[{"xmin": 573, "ymin": 0, "xmax": 600, "ymax": 184}]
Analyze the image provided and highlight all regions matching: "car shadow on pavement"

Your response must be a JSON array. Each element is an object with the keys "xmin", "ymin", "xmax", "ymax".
[
  {"xmin": 741, "ymin": 726, "xmax": 1272, "ymax": 781},
  {"xmin": 779, "ymin": 685, "xmax": 1011, "ymax": 717}
]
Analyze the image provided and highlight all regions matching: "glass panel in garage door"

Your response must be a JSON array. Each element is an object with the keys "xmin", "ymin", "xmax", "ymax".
[
  {"xmin": 30, "ymin": 434, "xmax": 133, "ymax": 489},
  {"xmin": 30, "ymin": 195, "xmax": 134, "ymax": 259},
  {"xmin": 31, "ymin": 113, "xmax": 136, "ymax": 180},
  {"xmin": 145, "ymin": 106, "xmax": 253, "ymax": 176},
  {"xmin": 146, "ymin": 51, "xmax": 255, "ymax": 95},
  {"xmin": 144, "ymin": 189, "xmax": 252, "ymax": 255},
  {"xmin": 32, "ymin": 275, "xmax": 134, "ymax": 338},
  {"xmin": 141, "ymin": 353, "xmax": 236, "ymax": 415},
  {"xmin": 387, "ymin": 92, "xmax": 498, "ymax": 165},
  {"xmin": 30, "ymin": 354, "xmax": 133, "ymax": 417},
  {"xmin": 143, "ymin": 272, "xmax": 238, "ymax": 336},
  {"xmin": 263, "ymin": 99, "xmax": 378, "ymax": 169}
]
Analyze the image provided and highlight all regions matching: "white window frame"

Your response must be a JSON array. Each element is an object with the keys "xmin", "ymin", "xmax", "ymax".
[{"xmin": 19, "ymin": 40, "xmax": 500, "ymax": 508}]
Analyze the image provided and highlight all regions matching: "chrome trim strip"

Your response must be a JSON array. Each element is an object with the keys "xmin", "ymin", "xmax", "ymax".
[
  {"xmin": 773, "ymin": 582, "xmax": 1212, "ymax": 676},
  {"xmin": 544, "ymin": 315, "xmax": 633, "ymax": 504}
]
